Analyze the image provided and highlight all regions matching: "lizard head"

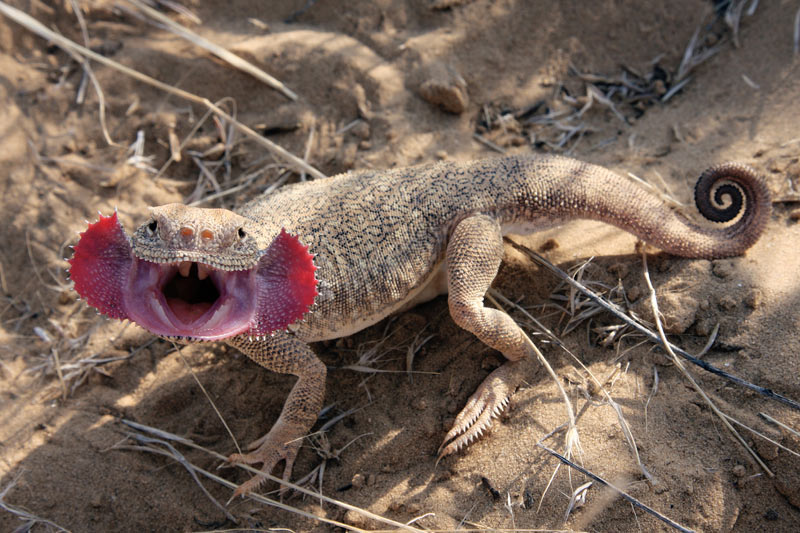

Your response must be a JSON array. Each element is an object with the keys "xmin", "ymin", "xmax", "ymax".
[{"xmin": 68, "ymin": 205, "xmax": 317, "ymax": 341}]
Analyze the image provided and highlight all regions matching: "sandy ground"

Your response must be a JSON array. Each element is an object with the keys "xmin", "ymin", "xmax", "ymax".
[{"xmin": 1, "ymin": 1, "xmax": 799, "ymax": 531}]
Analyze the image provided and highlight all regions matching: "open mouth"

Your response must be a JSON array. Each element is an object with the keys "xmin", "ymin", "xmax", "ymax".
[
  {"xmin": 68, "ymin": 212, "xmax": 318, "ymax": 342},
  {"xmin": 163, "ymin": 262, "xmax": 220, "ymax": 322},
  {"xmin": 125, "ymin": 258, "xmax": 258, "ymax": 341}
]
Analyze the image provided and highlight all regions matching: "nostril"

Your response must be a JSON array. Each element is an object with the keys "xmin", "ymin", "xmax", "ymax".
[
  {"xmin": 180, "ymin": 227, "xmax": 194, "ymax": 237},
  {"xmin": 200, "ymin": 229, "xmax": 214, "ymax": 240}
]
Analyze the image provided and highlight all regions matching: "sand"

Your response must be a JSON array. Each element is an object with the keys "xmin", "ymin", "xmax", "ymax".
[{"xmin": 1, "ymin": 1, "xmax": 799, "ymax": 531}]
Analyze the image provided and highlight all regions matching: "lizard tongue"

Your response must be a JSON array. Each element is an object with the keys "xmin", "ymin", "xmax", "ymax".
[
  {"xmin": 68, "ymin": 212, "xmax": 133, "ymax": 320},
  {"xmin": 249, "ymin": 228, "xmax": 318, "ymax": 336}
]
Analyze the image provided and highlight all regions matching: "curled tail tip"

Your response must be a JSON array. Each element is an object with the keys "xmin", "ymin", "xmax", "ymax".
[
  {"xmin": 691, "ymin": 161, "xmax": 771, "ymax": 257},
  {"xmin": 694, "ymin": 161, "xmax": 771, "ymax": 224}
]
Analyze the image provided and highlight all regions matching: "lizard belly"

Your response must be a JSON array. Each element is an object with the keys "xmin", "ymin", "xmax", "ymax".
[{"xmin": 295, "ymin": 262, "xmax": 447, "ymax": 343}]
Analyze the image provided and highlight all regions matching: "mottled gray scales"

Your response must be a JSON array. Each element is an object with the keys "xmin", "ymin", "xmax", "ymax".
[{"xmin": 83, "ymin": 154, "xmax": 770, "ymax": 496}]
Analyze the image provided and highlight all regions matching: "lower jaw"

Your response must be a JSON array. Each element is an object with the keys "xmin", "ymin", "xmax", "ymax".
[
  {"xmin": 166, "ymin": 297, "xmax": 214, "ymax": 323},
  {"xmin": 124, "ymin": 295, "xmax": 254, "ymax": 341}
]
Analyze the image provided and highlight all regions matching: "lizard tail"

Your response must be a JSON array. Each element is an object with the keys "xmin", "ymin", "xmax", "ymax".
[
  {"xmin": 513, "ymin": 157, "xmax": 772, "ymax": 260},
  {"xmin": 647, "ymin": 162, "xmax": 772, "ymax": 259}
]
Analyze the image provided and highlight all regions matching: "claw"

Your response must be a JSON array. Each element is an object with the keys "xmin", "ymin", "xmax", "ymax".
[
  {"xmin": 226, "ymin": 418, "xmax": 303, "ymax": 499},
  {"xmin": 437, "ymin": 361, "xmax": 523, "ymax": 461}
]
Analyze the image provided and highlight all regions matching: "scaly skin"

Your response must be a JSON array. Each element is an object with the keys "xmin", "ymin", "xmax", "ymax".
[{"xmin": 69, "ymin": 154, "xmax": 771, "ymax": 496}]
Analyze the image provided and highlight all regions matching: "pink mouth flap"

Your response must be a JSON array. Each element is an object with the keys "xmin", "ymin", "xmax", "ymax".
[
  {"xmin": 248, "ymin": 228, "xmax": 318, "ymax": 336},
  {"xmin": 68, "ymin": 212, "xmax": 133, "ymax": 320}
]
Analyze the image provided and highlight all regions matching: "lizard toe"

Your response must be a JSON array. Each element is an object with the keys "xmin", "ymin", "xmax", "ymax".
[
  {"xmin": 227, "ymin": 420, "xmax": 303, "ymax": 498},
  {"xmin": 438, "ymin": 360, "xmax": 522, "ymax": 460}
]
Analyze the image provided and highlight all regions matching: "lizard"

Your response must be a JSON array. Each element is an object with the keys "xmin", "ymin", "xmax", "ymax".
[{"xmin": 67, "ymin": 154, "xmax": 771, "ymax": 496}]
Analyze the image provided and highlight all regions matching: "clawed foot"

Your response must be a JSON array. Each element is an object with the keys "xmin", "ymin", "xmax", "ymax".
[
  {"xmin": 227, "ymin": 419, "xmax": 304, "ymax": 498},
  {"xmin": 438, "ymin": 361, "xmax": 523, "ymax": 460}
]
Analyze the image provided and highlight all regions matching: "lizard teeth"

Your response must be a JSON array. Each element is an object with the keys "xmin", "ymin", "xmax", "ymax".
[
  {"xmin": 197, "ymin": 263, "xmax": 210, "ymax": 280},
  {"xmin": 178, "ymin": 261, "xmax": 192, "ymax": 277}
]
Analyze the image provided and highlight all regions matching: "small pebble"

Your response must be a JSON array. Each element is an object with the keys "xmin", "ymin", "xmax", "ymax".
[
  {"xmin": 626, "ymin": 285, "xmax": 641, "ymax": 301},
  {"xmin": 539, "ymin": 238, "xmax": 559, "ymax": 252},
  {"xmin": 418, "ymin": 64, "xmax": 469, "ymax": 114},
  {"xmin": 718, "ymin": 295, "xmax": 737, "ymax": 311},
  {"xmin": 712, "ymin": 260, "xmax": 735, "ymax": 278},
  {"xmin": 388, "ymin": 501, "xmax": 404, "ymax": 512},
  {"xmin": 652, "ymin": 479, "xmax": 669, "ymax": 494},
  {"xmin": 744, "ymin": 289, "xmax": 762, "ymax": 309},
  {"xmin": 351, "ymin": 120, "xmax": 370, "ymax": 139},
  {"xmin": 695, "ymin": 318, "xmax": 713, "ymax": 337},
  {"xmin": 343, "ymin": 509, "xmax": 369, "ymax": 529}
]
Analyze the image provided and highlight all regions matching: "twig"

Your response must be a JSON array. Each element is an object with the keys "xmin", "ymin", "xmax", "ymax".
[
  {"xmin": 123, "ymin": 0, "xmax": 297, "ymax": 100},
  {"xmin": 300, "ymin": 121, "xmax": 315, "ymax": 181},
  {"xmin": 641, "ymin": 253, "xmax": 773, "ymax": 476},
  {"xmin": 122, "ymin": 433, "xmax": 236, "ymax": 522},
  {"xmin": 723, "ymin": 413, "xmax": 800, "ymax": 459},
  {"xmin": 120, "ymin": 420, "xmax": 425, "ymax": 532},
  {"xmin": 0, "ymin": 2, "xmax": 324, "ymax": 179},
  {"xmin": 490, "ymin": 290, "xmax": 651, "ymax": 481},
  {"xmin": 506, "ymin": 238, "xmax": 800, "ymax": 413},
  {"xmin": 65, "ymin": 0, "xmax": 115, "ymax": 145},
  {"xmin": 644, "ymin": 366, "xmax": 658, "ymax": 433},
  {"xmin": 538, "ymin": 444, "xmax": 694, "ymax": 533},
  {"xmin": 759, "ymin": 412, "xmax": 800, "ymax": 439},
  {"xmin": 473, "ymin": 132, "xmax": 506, "ymax": 153},
  {"xmin": 172, "ymin": 342, "xmax": 242, "ymax": 455},
  {"xmin": 0, "ymin": 472, "xmax": 72, "ymax": 532},
  {"xmin": 485, "ymin": 292, "xmax": 580, "ymax": 461},
  {"xmin": 794, "ymin": 7, "xmax": 800, "ymax": 55}
]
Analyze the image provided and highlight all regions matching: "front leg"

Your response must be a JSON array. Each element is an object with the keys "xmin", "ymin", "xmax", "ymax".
[
  {"xmin": 439, "ymin": 214, "xmax": 535, "ymax": 458},
  {"xmin": 225, "ymin": 331, "xmax": 326, "ymax": 497}
]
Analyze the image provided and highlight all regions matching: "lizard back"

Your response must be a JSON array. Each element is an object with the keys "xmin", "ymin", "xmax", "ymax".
[{"xmin": 236, "ymin": 154, "xmax": 770, "ymax": 341}]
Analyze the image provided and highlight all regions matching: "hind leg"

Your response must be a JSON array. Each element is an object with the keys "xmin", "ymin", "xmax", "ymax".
[{"xmin": 439, "ymin": 214, "xmax": 536, "ymax": 457}]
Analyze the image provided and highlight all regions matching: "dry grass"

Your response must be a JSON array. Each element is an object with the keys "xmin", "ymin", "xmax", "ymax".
[
  {"xmin": 120, "ymin": 0, "xmax": 298, "ymax": 101},
  {"xmin": 508, "ymin": 238, "xmax": 800, "ymax": 412},
  {"xmin": 476, "ymin": 0, "xmax": 760, "ymax": 153},
  {"xmin": 488, "ymin": 239, "xmax": 800, "ymax": 530},
  {"xmin": 2, "ymin": 2, "xmax": 796, "ymax": 531},
  {"xmin": 0, "ymin": 2, "xmax": 325, "ymax": 181},
  {"xmin": 639, "ymin": 252, "xmax": 773, "ymax": 476},
  {"xmin": 118, "ymin": 419, "xmax": 426, "ymax": 532},
  {"xmin": 339, "ymin": 319, "xmax": 437, "ymax": 402},
  {"xmin": 537, "ymin": 444, "xmax": 692, "ymax": 532},
  {"xmin": 1, "ymin": 472, "xmax": 71, "ymax": 532}
]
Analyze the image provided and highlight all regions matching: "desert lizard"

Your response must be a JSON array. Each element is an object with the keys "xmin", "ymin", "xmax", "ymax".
[{"xmin": 68, "ymin": 154, "xmax": 771, "ymax": 496}]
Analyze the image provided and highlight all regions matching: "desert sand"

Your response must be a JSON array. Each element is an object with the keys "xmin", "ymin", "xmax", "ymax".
[{"xmin": 1, "ymin": 1, "xmax": 799, "ymax": 531}]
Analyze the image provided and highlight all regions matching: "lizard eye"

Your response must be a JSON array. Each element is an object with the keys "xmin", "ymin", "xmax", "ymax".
[
  {"xmin": 238, "ymin": 227, "xmax": 246, "ymax": 239},
  {"xmin": 147, "ymin": 220, "xmax": 158, "ymax": 235}
]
